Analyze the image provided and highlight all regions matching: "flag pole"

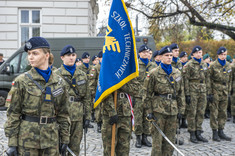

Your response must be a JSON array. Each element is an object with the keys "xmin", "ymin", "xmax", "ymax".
[{"xmin": 111, "ymin": 90, "xmax": 117, "ymax": 156}]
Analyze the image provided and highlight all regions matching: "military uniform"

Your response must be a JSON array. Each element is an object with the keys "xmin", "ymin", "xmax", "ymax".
[
  {"xmin": 101, "ymin": 79, "xmax": 140, "ymax": 156},
  {"xmin": 172, "ymin": 57, "xmax": 183, "ymax": 71},
  {"xmin": 78, "ymin": 63, "xmax": 92, "ymax": 78},
  {"xmin": 183, "ymin": 58, "xmax": 210, "ymax": 142},
  {"xmin": 209, "ymin": 59, "xmax": 232, "ymax": 130},
  {"xmin": 4, "ymin": 67, "xmax": 70, "ymax": 155},
  {"xmin": 134, "ymin": 58, "xmax": 156, "ymax": 136},
  {"xmin": 231, "ymin": 63, "xmax": 235, "ymax": 122},
  {"xmin": 55, "ymin": 65, "xmax": 91, "ymax": 155},
  {"xmin": 144, "ymin": 65, "xmax": 185, "ymax": 156}
]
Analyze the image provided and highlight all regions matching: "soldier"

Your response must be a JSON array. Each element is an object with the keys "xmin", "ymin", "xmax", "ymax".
[
  {"xmin": 231, "ymin": 62, "xmax": 235, "ymax": 123},
  {"xmin": 134, "ymin": 44, "xmax": 156, "ymax": 148},
  {"xmin": 179, "ymin": 51, "xmax": 188, "ymax": 67},
  {"xmin": 153, "ymin": 50, "xmax": 161, "ymax": 66},
  {"xmin": 4, "ymin": 37, "xmax": 70, "ymax": 155},
  {"xmin": 144, "ymin": 46, "xmax": 185, "ymax": 156},
  {"xmin": 75, "ymin": 58, "xmax": 82, "ymax": 66},
  {"xmin": 92, "ymin": 55, "xmax": 99, "ymax": 66},
  {"xmin": 89, "ymin": 51, "xmax": 103, "ymax": 133},
  {"xmin": 203, "ymin": 53, "xmax": 211, "ymax": 67},
  {"xmin": 101, "ymin": 79, "xmax": 140, "ymax": 156},
  {"xmin": 55, "ymin": 45, "xmax": 91, "ymax": 155},
  {"xmin": 209, "ymin": 47, "xmax": 232, "ymax": 141},
  {"xmin": 183, "ymin": 45, "xmax": 210, "ymax": 143},
  {"xmin": 170, "ymin": 43, "xmax": 183, "ymax": 71}
]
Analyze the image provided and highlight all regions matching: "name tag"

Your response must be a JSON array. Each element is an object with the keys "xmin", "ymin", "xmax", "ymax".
[
  {"xmin": 228, "ymin": 69, "xmax": 232, "ymax": 73},
  {"xmin": 77, "ymin": 80, "xmax": 86, "ymax": 85},
  {"xmin": 175, "ymin": 76, "xmax": 182, "ymax": 82},
  {"xmin": 52, "ymin": 88, "xmax": 64, "ymax": 97},
  {"xmin": 203, "ymin": 67, "xmax": 208, "ymax": 70}
]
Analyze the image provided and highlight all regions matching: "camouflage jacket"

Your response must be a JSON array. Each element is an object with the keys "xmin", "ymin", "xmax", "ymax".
[
  {"xmin": 89, "ymin": 63, "xmax": 101, "ymax": 99},
  {"xmin": 78, "ymin": 63, "xmax": 92, "ymax": 79},
  {"xmin": 4, "ymin": 67, "xmax": 70, "ymax": 148},
  {"xmin": 209, "ymin": 59, "xmax": 232, "ymax": 95},
  {"xmin": 183, "ymin": 59, "xmax": 211, "ymax": 95},
  {"xmin": 231, "ymin": 63, "xmax": 235, "ymax": 95},
  {"xmin": 102, "ymin": 78, "xmax": 141, "ymax": 117},
  {"xmin": 55, "ymin": 65, "xmax": 91, "ymax": 121},
  {"xmin": 144, "ymin": 66, "xmax": 185, "ymax": 115},
  {"xmin": 172, "ymin": 58, "xmax": 183, "ymax": 71},
  {"xmin": 138, "ymin": 58, "xmax": 157, "ymax": 84}
]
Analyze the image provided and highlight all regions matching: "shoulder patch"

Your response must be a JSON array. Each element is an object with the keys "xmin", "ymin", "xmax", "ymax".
[
  {"xmin": 12, "ymin": 81, "xmax": 15, "ymax": 86},
  {"xmin": 6, "ymin": 94, "xmax": 12, "ymax": 102},
  {"xmin": 92, "ymin": 68, "xmax": 95, "ymax": 71},
  {"xmin": 52, "ymin": 88, "xmax": 64, "ymax": 97},
  {"xmin": 90, "ymin": 74, "xmax": 94, "ymax": 77}
]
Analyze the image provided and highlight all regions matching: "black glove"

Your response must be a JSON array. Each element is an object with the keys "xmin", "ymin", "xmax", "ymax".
[
  {"xmin": 185, "ymin": 95, "xmax": 191, "ymax": 105},
  {"xmin": 59, "ymin": 144, "xmax": 68, "ymax": 156},
  {"xmin": 83, "ymin": 119, "xmax": 90, "ymax": 129},
  {"xmin": 109, "ymin": 115, "xmax": 118, "ymax": 125},
  {"xmin": 146, "ymin": 113, "xmax": 153, "ymax": 120},
  {"xmin": 208, "ymin": 94, "xmax": 213, "ymax": 103},
  {"xmin": 6, "ymin": 146, "xmax": 18, "ymax": 156},
  {"xmin": 177, "ymin": 113, "xmax": 182, "ymax": 120}
]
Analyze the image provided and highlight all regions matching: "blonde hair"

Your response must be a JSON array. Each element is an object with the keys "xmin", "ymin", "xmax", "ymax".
[{"xmin": 49, "ymin": 53, "xmax": 54, "ymax": 65}]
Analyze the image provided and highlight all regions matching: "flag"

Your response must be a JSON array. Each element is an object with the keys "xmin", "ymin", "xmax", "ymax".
[{"xmin": 94, "ymin": 0, "xmax": 139, "ymax": 108}]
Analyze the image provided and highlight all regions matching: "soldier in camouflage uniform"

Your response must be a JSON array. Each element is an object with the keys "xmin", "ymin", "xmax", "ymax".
[
  {"xmin": 209, "ymin": 47, "xmax": 232, "ymax": 141},
  {"xmin": 4, "ymin": 37, "xmax": 70, "ymax": 156},
  {"xmin": 134, "ymin": 44, "xmax": 157, "ymax": 148},
  {"xmin": 170, "ymin": 43, "xmax": 183, "ymax": 71},
  {"xmin": 101, "ymin": 79, "xmax": 140, "ymax": 156},
  {"xmin": 55, "ymin": 45, "xmax": 91, "ymax": 155},
  {"xmin": 144, "ymin": 46, "xmax": 185, "ymax": 156},
  {"xmin": 92, "ymin": 55, "xmax": 99, "ymax": 66},
  {"xmin": 153, "ymin": 50, "xmax": 161, "ymax": 66},
  {"xmin": 183, "ymin": 46, "xmax": 210, "ymax": 143},
  {"xmin": 231, "ymin": 62, "xmax": 235, "ymax": 123},
  {"xmin": 89, "ymin": 51, "xmax": 103, "ymax": 132},
  {"xmin": 78, "ymin": 52, "xmax": 94, "ymax": 128}
]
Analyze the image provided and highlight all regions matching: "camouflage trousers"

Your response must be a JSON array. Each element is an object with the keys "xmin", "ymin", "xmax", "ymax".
[
  {"xmin": 134, "ymin": 97, "xmax": 151, "ymax": 135},
  {"xmin": 187, "ymin": 92, "xmax": 206, "ymax": 131},
  {"xmin": 18, "ymin": 145, "xmax": 59, "ymax": 156},
  {"xmin": 151, "ymin": 112, "xmax": 177, "ymax": 156},
  {"xmin": 68, "ymin": 121, "xmax": 83, "ymax": 156},
  {"xmin": 101, "ymin": 115, "xmax": 132, "ymax": 156},
  {"xmin": 95, "ymin": 103, "xmax": 102, "ymax": 123},
  {"xmin": 231, "ymin": 94, "xmax": 235, "ymax": 116},
  {"xmin": 210, "ymin": 91, "xmax": 228, "ymax": 130}
]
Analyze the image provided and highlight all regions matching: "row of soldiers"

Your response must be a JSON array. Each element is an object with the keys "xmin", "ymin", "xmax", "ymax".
[{"xmin": 3, "ymin": 36, "xmax": 234, "ymax": 156}]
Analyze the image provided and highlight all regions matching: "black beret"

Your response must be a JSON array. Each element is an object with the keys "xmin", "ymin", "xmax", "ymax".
[
  {"xmin": 179, "ymin": 51, "xmax": 187, "ymax": 58},
  {"xmin": 76, "ymin": 58, "xmax": 82, "ymax": 62},
  {"xmin": 192, "ymin": 45, "xmax": 202, "ymax": 54},
  {"xmin": 82, "ymin": 52, "xmax": 90, "ymax": 59},
  {"xmin": 98, "ymin": 51, "xmax": 103, "ymax": 58},
  {"xmin": 24, "ymin": 37, "xmax": 50, "ymax": 52},
  {"xmin": 60, "ymin": 45, "xmax": 76, "ymax": 56},
  {"xmin": 138, "ymin": 44, "xmax": 149, "ymax": 53},
  {"xmin": 217, "ymin": 47, "xmax": 227, "ymax": 55},
  {"xmin": 153, "ymin": 51, "xmax": 159, "ymax": 58},
  {"xmin": 159, "ymin": 46, "xmax": 172, "ymax": 55},
  {"xmin": 92, "ymin": 55, "xmax": 98, "ymax": 61},
  {"xmin": 170, "ymin": 43, "xmax": 179, "ymax": 50}
]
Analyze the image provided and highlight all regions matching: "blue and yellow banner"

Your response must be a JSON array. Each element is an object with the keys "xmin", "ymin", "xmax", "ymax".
[{"xmin": 94, "ymin": 0, "xmax": 139, "ymax": 108}]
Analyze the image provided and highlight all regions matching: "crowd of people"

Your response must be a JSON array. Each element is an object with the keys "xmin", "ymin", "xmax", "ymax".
[{"xmin": 3, "ymin": 36, "xmax": 234, "ymax": 156}]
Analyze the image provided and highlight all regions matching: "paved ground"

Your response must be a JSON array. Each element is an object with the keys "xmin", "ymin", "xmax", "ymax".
[{"xmin": 1, "ymin": 110, "xmax": 235, "ymax": 156}]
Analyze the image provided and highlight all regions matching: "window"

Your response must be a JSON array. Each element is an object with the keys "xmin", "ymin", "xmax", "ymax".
[
  {"xmin": 19, "ymin": 9, "xmax": 41, "ymax": 46},
  {"xmin": 19, "ymin": 52, "xmax": 31, "ymax": 73},
  {"xmin": 9, "ymin": 53, "xmax": 20, "ymax": 73}
]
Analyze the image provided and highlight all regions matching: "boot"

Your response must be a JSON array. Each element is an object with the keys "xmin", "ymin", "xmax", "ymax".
[
  {"xmin": 212, "ymin": 129, "xmax": 220, "ymax": 142},
  {"xmin": 175, "ymin": 138, "xmax": 184, "ymax": 145},
  {"xmin": 195, "ymin": 130, "xmax": 208, "ymax": 142},
  {"xmin": 91, "ymin": 112, "xmax": 96, "ymax": 122},
  {"xmin": 218, "ymin": 129, "xmax": 231, "ymax": 141},
  {"xmin": 97, "ymin": 122, "xmax": 102, "ymax": 133},
  {"xmin": 88, "ymin": 123, "xmax": 94, "ymax": 128},
  {"xmin": 233, "ymin": 116, "xmax": 235, "ymax": 124},
  {"xmin": 204, "ymin": 113, "xmax": 210, "ymax": 119},
  {"xmin": 135, "ymin": 135, "xmax": 142, "ymax": 148},
  {"xmin": 180, "ymin": 118, "xmax": 188, "ymax": 128},
  {"xmin": 142, "ymin": 134, "xmax": 152, "ymax": 147},
  {"xmin": 189, "ymin": 131, "xmax": 198, "ymax": 143}
]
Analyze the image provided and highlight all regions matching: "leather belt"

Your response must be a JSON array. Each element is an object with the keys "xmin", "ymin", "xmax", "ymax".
[
  {"xmin": 21, "ymin": 114, "xmax": 56, "ymax": 124},
  {"xmin": 155, "ymin": 93, "xmax": 176, "ymax": 100},
  {"xmin": 213, "ymin": 80, "xmax": 226, "ymax": 86},
  {"xmin": 189, "ymin": 79, "xmax": 205, "ymax": 83}
]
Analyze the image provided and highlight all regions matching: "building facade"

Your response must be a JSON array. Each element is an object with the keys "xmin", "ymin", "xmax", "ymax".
[{"xmin": 0, "ymin": 0, "xmax": 99, "ymax": 58}]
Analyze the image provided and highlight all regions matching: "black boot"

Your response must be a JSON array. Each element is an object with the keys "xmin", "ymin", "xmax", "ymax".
[
  {"xmin": 189, "ymin": 131, "xmax": 198, "ymax": 143},
  {"xmin": 218, "ymin": 129, "xmax": 231, "ymax": 141},
  {"xmin": 135, "ymin": 135, "xmax": 142, "ymax": 148},
  {"xmin": 88, "ymin": 123, "xmax": 94, "ymax": 128},
  {"xmin": 195, "ymin": 130, "xmax": 208, "ymax": 142},
  {"xmin": 142, "ymin": 134, "xmax": 152, "ymax": 147},
  {"xmin": 91, "ymin": 112, "xmax": 96, "ymax": 122},
  {"xmin": 233, "ymin": 116, "xmax": 235, "ymax": 124},
  {"xmin": 175, "ymin": 138, "xmax": 184, "ymax": 145},
  {"xmin": 180, "ymin": 118, "xmax": 188, "ymax": 128},
  {"xmin": 97, "ymin": 122, "xmax": 102, "ymax": 133},
  {"xmin": 212, "ymin": 129, "xmax": 220, "ymax": 142}
]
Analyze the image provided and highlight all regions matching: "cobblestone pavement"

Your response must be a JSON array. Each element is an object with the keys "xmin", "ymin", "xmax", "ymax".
[{"xmin": 1, "ymin": 110, "xmax": 235, "ymax": 156}]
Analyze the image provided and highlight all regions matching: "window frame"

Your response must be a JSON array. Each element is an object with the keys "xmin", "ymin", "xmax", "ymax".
[{"xmin": 19, "ymin": 9, "xmax": 42, "ymax": 47}]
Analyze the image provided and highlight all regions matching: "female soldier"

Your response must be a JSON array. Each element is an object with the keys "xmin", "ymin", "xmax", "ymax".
[{"xmin": 4, "ymin": 37, "xmax": 70, "ymax": 156}]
